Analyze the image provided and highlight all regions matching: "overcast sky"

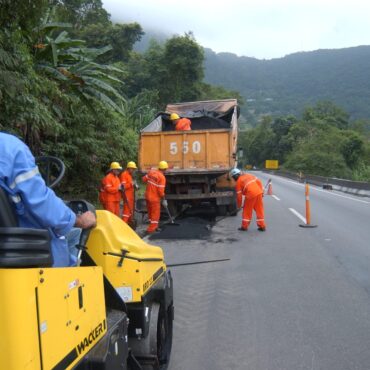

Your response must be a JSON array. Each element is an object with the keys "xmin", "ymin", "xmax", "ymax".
[{"xmin": 102, "ymin": 0, "xmax": 370, "ymax": 59}]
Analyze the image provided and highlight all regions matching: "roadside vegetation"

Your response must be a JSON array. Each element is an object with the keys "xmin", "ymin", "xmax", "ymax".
[
  {"xmin": 238, "ymin": 101, "xmax": 370, "ymax": 181},
  {"xmin": 0, "ymin": 0, "xmax": 238, "ymax": 199}
]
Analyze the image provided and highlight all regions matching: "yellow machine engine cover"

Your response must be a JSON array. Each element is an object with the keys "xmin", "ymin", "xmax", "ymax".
[
  {"xmin": 0, "ymin": 266, "xmax": 106, "ymax": 370},
  {"xmin": 86, "ymin": 211, "xmax": 166, "ymax": 303}
]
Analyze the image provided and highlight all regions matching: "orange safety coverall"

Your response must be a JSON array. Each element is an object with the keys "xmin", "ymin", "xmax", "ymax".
[
  {"xmin": 235, "ymin": 173, "xmax": 265, "ymax": 230},
  {"xmin": 175, "ymin": 118, "xmax": 191, "ymax": 131},
  {"xmin": 99, "ymin": 178, "xmax": 107, "ymax": 207},
  {"xmin": 142, "ymin": 169, "xmax": 166, "ymax": 232},
  {"xmin": 119, "ymin": 170, "xmax": 135, "ymax": 223},
  {"xmin": 100, "ymin": 172, "xmax": 121, "ymax": 216}
]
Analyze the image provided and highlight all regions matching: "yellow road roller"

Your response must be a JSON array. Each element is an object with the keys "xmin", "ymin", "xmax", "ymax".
[{"xmin": 0, "ymin": 157, "xmax": 173, "ymax": 370}]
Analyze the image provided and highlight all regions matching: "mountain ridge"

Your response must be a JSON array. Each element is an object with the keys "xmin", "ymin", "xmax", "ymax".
[
  {"xmin": 203, "ymin": 45, "xmax": 370, "ymax": 122},
  {"xmin": 134, "ymin": 30, "xmax": 370, "ymax": 121}
]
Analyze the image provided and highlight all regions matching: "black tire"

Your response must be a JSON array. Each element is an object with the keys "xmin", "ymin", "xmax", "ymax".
[
  {"xmin": 217, "ymin": 205, "xmax": 227, "ymax": 216},
  {"xmin": 129, "ymin": 302, "xmax": 173, "ymax": 370},
  {"xmin": 157, "ymin": 305, "xmax": 173, "ymax": 369},
  {"xmin": 227, "ymin": 202, "xmax": 238, "ymax": 216}
]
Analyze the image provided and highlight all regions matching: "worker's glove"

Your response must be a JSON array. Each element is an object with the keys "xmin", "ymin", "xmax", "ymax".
[{"xmin": 161, "ymin": 199, "xmax": 168, "ymax": 207}]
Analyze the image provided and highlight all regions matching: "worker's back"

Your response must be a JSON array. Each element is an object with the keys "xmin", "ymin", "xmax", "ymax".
[
  {"xmin": 143, "ymin": 169, "xmax": 166, "ymax": 201},
  {"xmin": 175, "ymin": 118, "xmax": 191, "ymax": 131},
  {"xmin": 101, "ymin": 172, "xmax": 121, "ymax": 202},
  {"xmin": 237, "ymin": 173, "xmax": 263, "ymax": 198}
]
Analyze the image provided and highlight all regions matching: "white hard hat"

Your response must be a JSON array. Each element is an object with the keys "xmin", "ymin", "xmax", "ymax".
[{"xmin": 230, "ymin": 168, "xmax": 241, "ymax": 178}]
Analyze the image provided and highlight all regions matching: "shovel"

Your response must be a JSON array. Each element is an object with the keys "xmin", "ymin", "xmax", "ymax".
[
  {"xmin": 121, "ymin": 189, "xmax": 137, "ymax": 230},
  {"xmin": 162, "ymin": 201, "xmax": 180, "ymax": 226}
]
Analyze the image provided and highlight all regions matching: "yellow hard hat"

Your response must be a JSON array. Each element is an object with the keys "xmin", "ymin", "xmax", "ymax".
[
  {"xmin": 110, "ymin": 161, "xmax": 122, "ymax": 170},
  {"xmin": 170, "ymin": 113, "xmax": 180, "ymax": 121},
  {"xmin": 127, "ymin": 161, "xmax": 137, "ymax": 169},
  {"xmin": 158, "ymin": 160, "xmax": 169, "ymax": 170}
]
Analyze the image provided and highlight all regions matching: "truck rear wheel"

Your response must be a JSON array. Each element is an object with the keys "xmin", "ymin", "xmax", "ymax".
[
  {"xmin": 217, "ymin": 205, "xmax": 227, "ymax": 216},
  {"xmin": 227, "ymin": 202, "xmax": 238, "ymax": 216}
]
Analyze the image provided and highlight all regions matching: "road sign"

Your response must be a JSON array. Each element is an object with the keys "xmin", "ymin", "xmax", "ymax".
[{"xmin": 265, "ymin": 160, "xmax": 279, "ymax": 169}]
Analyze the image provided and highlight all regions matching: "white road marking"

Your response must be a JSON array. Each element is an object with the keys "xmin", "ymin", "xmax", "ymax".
[
  {"xmin": 272, "ymin": 195, "xmax": 280, "ymax": 201},
  {"xmin": 263, "ymin": 175, "xmax": 370, "ymax": 205},
  {"xmin": 289, "ymin": 208, "xmax": 307, "ymax": 224}
]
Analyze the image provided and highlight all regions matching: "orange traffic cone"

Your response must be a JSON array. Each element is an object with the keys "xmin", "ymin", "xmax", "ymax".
[{"xmin": 267, "ymin": 181, "xmax": 273, "ymax": 195}]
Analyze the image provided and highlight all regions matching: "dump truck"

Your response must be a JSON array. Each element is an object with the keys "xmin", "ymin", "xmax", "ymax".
[
  {"xmin": 0, "ymin": 157, "xmax": 173, "ymax": 370},
  {"xmin": 139, "ymin": 99, "xmax": 240, "ymax": 216}
]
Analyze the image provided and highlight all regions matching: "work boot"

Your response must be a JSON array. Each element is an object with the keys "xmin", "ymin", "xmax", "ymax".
[
  {"xmin": 258, "ymin": 227, "xmax": 266, "ymax": 232},
  {"xmin": 147, "ymin": 228, "xmax": 162, "ymax": 234},
  {"xmin": 238, "ymin": 227, "xmax": 247, "ymax": 231}
]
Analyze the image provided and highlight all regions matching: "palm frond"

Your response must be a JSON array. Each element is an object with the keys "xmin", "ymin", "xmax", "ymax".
[
  {"xmin": 68, "ymin": 45, "xmax": 112, "ymax": 59},
  {"xmin": 84, "ymin": 87, "xmax": 125, "ymax": 115},
  {"xmin": 82, "ymin": 70, "xmax": 123, "ymax": 84},
  {"xmin": 0, "ymin": 48, "xmax": 18, "ymax": 68},
  {"xmin": 50, "ymin": 41, "xmax": 58, "ymax": 67},
  {"xmin": 83, "ymin": 76, "xmax": 126, "ymax": 102},
  {"xmin": 34, "ymin": 22, "xmax": 72, "ymax": 33},
  {"xmin": 36, "ymin": 64, "xmax": 69, "ymax": 81}
]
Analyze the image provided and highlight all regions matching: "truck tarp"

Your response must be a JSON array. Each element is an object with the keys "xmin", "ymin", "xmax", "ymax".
[
  {"xmin": 166, "ymin": 99, "xmax": 237, "ymax": 116},
  {"xmin": 141, "ymin": 99, "xmax": 238, "ymax": 133}
]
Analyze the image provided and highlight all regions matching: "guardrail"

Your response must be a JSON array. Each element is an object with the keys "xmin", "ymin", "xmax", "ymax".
[{"xmin": 264, "ymin": 170, "xmax": 370, "ymax": 198}]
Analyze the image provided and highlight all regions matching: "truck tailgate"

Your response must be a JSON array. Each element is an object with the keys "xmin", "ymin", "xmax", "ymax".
[{"xmin": 139, "ymin": 129, "xmax": 233, "ymax": 172}]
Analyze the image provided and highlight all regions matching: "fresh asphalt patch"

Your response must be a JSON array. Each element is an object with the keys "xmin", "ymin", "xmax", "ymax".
[{"xmin": 149, "ymin": 216, "xmax": 215, "ymax": 240}]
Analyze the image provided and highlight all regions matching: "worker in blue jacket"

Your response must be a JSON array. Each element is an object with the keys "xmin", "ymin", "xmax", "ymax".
[{"xmin": 0, "ymin": 132, "xmax": 96, "ymax": 267}]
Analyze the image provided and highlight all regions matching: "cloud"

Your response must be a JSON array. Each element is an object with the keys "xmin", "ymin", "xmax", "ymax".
[{"xmin": 102, "ymin": 0, "xmax": 370, "ymax": 59}]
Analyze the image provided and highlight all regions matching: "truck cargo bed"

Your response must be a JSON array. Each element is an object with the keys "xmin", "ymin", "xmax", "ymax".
[{"xmin": 138, "ymin": 99, "xmax": 239, "ymax": 215}]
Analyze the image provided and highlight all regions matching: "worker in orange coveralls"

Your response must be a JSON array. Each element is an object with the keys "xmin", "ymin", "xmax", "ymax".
[
  {"xmin": 230, "ymin": 168, "xmax": 266, "ymax": 232},
  {"xmin": 99, "ymin": 162, "xmax": 122, "ymax": 216},
  {"xmin": 142, "ymin": 161, "xmax": 168, "ymax": 233},
  {"xmin": 169, "ymin": 112, "xmax": 191, "ymax": 131},
  {"xmin": 119, "ymin": 161, "xmax": 138, "ymax": 224}
]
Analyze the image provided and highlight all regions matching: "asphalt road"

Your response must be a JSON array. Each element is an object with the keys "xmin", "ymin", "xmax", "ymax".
[{"xmin": 145, "ymin": 172, "xmax": 370, "ymax": 370}]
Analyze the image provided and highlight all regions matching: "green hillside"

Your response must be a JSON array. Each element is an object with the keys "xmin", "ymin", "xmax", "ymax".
[{"xmin": 204, "ymin": 46, "xmax": 370, "ymax": 123}]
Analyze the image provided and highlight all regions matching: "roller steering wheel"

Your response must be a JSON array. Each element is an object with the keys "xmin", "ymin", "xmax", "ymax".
[{"xmin": 36, "ymin": 156, "xmax": 65, "ymax": 189}]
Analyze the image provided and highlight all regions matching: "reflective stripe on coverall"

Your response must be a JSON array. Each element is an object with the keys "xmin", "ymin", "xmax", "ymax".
[
  {"xmin": 142, "ymin": 169, "xmax": 166, "ymax": 232},
  {"xmin": 235, "ymin": 173, "xmax": 265, "ymax": 230},
  {"xmin": 119, "ymin": 170, "xmax": 134, "ymax": 223},
  {"xmin": 100, "ymin": 172, "xmax": 121, "ymax": 216},
  {"xmin": 0, "ymin": 132, "xmax": 76, "ymax": 267},
  {"xmin": 175, "ymin": 118, "xmax": 191, "ymax": 131}
]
